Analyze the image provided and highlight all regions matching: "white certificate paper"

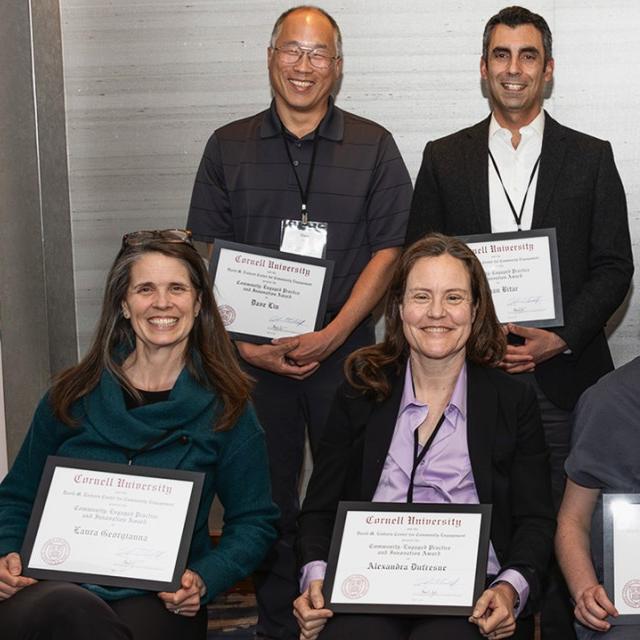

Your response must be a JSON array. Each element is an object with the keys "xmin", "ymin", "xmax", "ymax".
[
  {"xmin": 210, "ymin": 241, "xmax": 334, "ymax": 343},
  {"xmin": 604, "ymin": 496, "xmax": 640, "ymax": 619},
  {"xmin": 460, "ymin": 229, "xmax": 563, "ymax": 327},
  {"xmin": 324, "ymin": 503, "xmax": 491, "ymax": 615},
  {"xmin": 22, "ymin": 457, "xmax": 203, "ymax": 591}
]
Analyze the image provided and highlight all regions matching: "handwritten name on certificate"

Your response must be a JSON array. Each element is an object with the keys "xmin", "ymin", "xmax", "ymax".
[
  {"xmin": 460, "ymin": 230, "xmax": 563, "ymax": 327},
  {"xmin": 330, "ymin": 510, "xmax": 483, "ymax": 609},
  {"xmin": 210, "ymin": 241, "xmax": 333, "ymax": 343},
  {"xmin": 26, "ymin": 465, "xmax": 195, "ymax": 583}
]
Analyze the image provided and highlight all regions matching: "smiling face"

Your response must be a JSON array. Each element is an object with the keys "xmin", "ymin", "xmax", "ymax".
[
  {"xmin": 268, "ymin": 8, "xmax": 342, "ymax": 131},
  {"xmin": 121, "ymin": 251, "xmax": 201, "ymax": 356},
  {"xmin": 400, "ymin": 254, "xmax": 476, "ymax": 367},
  {"xmin": 481, "ymin": 23, "xmax": 554, "ymax": 128}
]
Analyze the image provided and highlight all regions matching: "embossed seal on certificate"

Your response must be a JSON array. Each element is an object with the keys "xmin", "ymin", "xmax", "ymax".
[
  {"xmin": 218, "ymin": 305, "xmax": 236, "ymax": 327},
  {"xmin": 41, "ymin": 537, "xmax": 71, "ymax": 565},
  {"xmin": 622, "ymin": 580, "xmax": 640, "ymax": 608},
  {"xmin": 341, "ymin": 574, "xmax": 369, "ymax": 599}
]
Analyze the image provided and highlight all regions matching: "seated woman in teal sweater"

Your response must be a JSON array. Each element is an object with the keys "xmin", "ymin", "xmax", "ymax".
[{"xmin": 0, "ymin": 229, "xmax": 278, "ymax": 640}]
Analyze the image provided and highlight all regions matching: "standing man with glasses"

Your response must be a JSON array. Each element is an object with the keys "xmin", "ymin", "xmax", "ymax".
[
  {"xmin": 405, "ymin": 6, "xmax": 633, "ymax": 639},
  {"xmin": 187, "ymin": 6, "xmax": 411, "ymax": 638}
]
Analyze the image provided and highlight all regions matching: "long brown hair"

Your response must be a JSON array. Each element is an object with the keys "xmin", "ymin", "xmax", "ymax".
[
  {"xmin": 346, "ymin": 233, "xmax": 506, "ymax": 399},
  {"xmin": 50, "ymin": 239, "xmax": 251, "ymax": 431}
]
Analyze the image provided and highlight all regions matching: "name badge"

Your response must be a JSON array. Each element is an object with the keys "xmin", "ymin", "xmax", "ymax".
[{"xmin": 280, "ymin": 219, "xmax": 328, "ymax": 259}]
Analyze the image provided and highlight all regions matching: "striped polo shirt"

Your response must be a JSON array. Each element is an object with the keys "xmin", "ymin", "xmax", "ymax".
[{"xmin": 187, "ymin": 98, "xmax": 412, "ymax": 315}]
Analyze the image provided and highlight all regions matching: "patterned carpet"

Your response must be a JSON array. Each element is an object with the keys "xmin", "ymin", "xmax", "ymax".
[
  {"xmin": 207, "ymin": 590, "xmax": 257, "ymax": 639},
  {"xmin": 205, "ymin": 589, "xmax": 541, "ymax": 639}
]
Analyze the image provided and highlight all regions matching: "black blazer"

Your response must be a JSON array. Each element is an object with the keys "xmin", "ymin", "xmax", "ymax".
[
  {"xmin": 405, "ymin": 114, "xmax": 633, "ymax": 409},
  {"xmin": 297, "ymin": 362, "xmax": 555, "ymax": 614}
]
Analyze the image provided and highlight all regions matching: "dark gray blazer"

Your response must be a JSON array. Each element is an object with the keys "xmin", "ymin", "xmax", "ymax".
[
  {"xmin": 297, "ymin": 362, "xmax": 555, "ymax": 615},
  {"xmin": 406, "ymin": 113, "xmax": 633, "ymax": 409}
]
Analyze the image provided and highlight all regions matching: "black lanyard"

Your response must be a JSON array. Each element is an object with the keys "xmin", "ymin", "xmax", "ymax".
[
  {"xmin": 281, "ymin": 128, "xmax": 320, "ymax": 224},
  {"xmin": 488, "ymin": 150, "xmax": 541, "ymax": 231},
  {"xmin": 406, "ymin": 413, "xmax": 446, "ymax": 503}
]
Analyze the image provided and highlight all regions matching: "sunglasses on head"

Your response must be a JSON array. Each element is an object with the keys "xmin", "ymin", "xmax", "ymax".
[{"xmin": 121, "ymin": 229, "xmax": 193, "ymax": 248}]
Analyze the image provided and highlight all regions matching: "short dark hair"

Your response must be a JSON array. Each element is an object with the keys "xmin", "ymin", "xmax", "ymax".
[
  {"xmin": 345, "ymin": 234, "xmax": 506, "ymax": 400},
  {"xmin": 270, "ymin": 5, "xmax": 343, "ymax": 57},
  {"xmin": 482, "ymin": 6, "xmax": 552, "ymax": 64}
]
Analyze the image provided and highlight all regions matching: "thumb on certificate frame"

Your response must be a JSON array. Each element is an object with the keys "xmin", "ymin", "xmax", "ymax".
[
  {"xmin": 309, "ymin": 580, "xmax": 326, "ymax": 610},
  {"xmin": 507, "ymin": 323, "xmax": 535, "ymax": 339},
  {"xmin": 182, "ymin": 569, "xmax": 194, "ymax": 589},
  {"xmin": 7, "ymin": 552, "xmax": 22, "ymax": 576}
]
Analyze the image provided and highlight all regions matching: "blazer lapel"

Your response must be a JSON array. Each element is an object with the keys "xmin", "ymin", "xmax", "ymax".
[
  {"xmin": 360, "ymin": 372, "xmax": 405, "ymax": 499},
  {"xmin": 466, "ymin": 363, "xmax": 497, "ymax": 504},
  {"xmin": 465, "ymin": 117, "xmax": 492, "ymax": 233},
  {"xmin": 532, "ymin": 112, "xmax": 567, "ymax": 228}
]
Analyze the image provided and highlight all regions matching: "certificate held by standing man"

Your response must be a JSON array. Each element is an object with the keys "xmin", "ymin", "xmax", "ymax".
[
  {"xmin": 459, "ymin": 229, "xmax": 563, "ymax": 327},
  {"xmin": 210, "ymin": 241, "xmax": 334, "ymax": 344}
]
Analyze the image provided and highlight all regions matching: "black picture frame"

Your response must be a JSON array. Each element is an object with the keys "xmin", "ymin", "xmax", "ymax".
[
  {"xmin": 20, "ymin": 456, "xmax": 204, "ymax": 592},
  {"xmin": 323, "ymin": 501, "xmax": 492, "ymax": 616},
  {"xmin": 603, "ymin": 493, "xmax": 640, "ymax": 624},
  {"xmin": 209, "ymin": 240, "xmax": 334, "ymax": 344},
  {"xmin": 458, "ymin": 228, "xmax": 563, "ymax": 328}
]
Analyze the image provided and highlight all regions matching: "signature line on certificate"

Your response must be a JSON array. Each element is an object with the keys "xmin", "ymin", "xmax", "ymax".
[
  {"xmin": 268, "ymin": 316, "xmax": 307, "ymax": 327},
  {"xmin": 412, "ymin": 575, "xmax": 461, "ymax": 592}
]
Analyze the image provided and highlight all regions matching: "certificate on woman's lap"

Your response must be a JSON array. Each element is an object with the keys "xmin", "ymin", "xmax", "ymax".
[
  {"xmin": 20, "ymin": 456, "xmax": 203, "ymax": 592},
  {"xmin": 323, "ymin": 502, "xmax": 492, "ymax": 616}
]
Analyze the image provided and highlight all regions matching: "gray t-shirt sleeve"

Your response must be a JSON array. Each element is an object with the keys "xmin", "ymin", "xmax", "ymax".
[{"xmin": 566, "ymin": 356, "xmax": 640, "ymax": 492}]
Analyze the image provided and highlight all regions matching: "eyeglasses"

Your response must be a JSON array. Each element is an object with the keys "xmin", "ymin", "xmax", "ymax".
[
  {"xmin": 272, "ymin": 46, "xmax": 339, "ymax": 70},
  {"xmin": 121, "ymin": 229, "xmax": 193, "ymax": 248}
]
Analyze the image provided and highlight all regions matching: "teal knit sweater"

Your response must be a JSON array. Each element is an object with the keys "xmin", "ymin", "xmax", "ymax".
[{"xmin": 0, "ymin": 367, "xmax": 278, "ymax": 603}]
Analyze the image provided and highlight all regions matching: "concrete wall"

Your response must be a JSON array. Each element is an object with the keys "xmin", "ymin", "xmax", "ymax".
[
  {"xmin": 0, "ymin": 1, "xmax": 76, "ymax": 463},
  {"xmin": 59, "ymin": 0, "xmax": 640, "ymax": 364}
]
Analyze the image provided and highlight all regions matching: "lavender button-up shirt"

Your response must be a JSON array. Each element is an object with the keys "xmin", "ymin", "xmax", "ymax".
[{"xmin": 301, "ymin": 362, "xmax": 529, "ymax": 615}]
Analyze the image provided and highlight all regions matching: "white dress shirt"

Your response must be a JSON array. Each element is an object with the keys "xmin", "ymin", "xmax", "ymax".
[{"xmin": 488, "ymin": 109, "xmax": 545, "ymax": 232}]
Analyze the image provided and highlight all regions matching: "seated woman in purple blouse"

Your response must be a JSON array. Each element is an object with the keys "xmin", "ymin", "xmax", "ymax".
[{"xmin": 293, "ymin": 234, "xmax": 555, "ymax": 640}]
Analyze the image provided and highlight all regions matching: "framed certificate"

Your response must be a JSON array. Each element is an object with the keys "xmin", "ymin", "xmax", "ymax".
[
  {"xmin": 210, "ymin": 240, "xmax": 335, "ymax": 344},
  {"xmin": 323, "ymin": 502, "xmax": 492, "ymax": 615},
  {"xmin": 458, "ymin": 229, "xmax": 563, "ymax": 327},
  {"xmin": 603, "ymin": 493, "xmax": 640, "ymax": 623},
  {"xmin": 21, "ymin": 456, "xmax": 204, "ymax": 591}
]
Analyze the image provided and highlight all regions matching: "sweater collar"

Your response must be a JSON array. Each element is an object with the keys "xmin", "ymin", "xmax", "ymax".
[{"xmin": 82, "ymin": 367, "xmax": 217, "ymax": 451}]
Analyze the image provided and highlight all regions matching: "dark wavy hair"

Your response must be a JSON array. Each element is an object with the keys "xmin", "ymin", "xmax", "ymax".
[
  {"xmin": 49, "ymin": 240, "xmax": 251, "ymax": 431},
  {"xmin": 346, "ymin": 233, "xmax": 506, "ymax": 399},
  {"xmin": 482, "ymin": 6, "xmax": 553, "ymax": 65}
]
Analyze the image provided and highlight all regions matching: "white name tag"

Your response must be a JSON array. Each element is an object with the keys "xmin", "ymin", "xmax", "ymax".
[{"xmin": 280, "ymin": 219, "xmax": 328, "ymax": 259}]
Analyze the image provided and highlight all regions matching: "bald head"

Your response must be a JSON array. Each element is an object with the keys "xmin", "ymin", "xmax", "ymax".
[{"xmin": 270, "ymin": 5, "xmax": 342, "ymax": 58}]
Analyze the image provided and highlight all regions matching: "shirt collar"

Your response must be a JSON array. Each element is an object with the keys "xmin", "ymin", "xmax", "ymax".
[
  {"xmin": 489, "ymin": 108, "xmax": 545, "ymax": 144},
  {"xmin": 260, "ymin": 96, "xmax": 344, "ymax": 141},
  {"xmin": 399, "ymin": 359, "xmax": 467, "ymax": 420}
]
